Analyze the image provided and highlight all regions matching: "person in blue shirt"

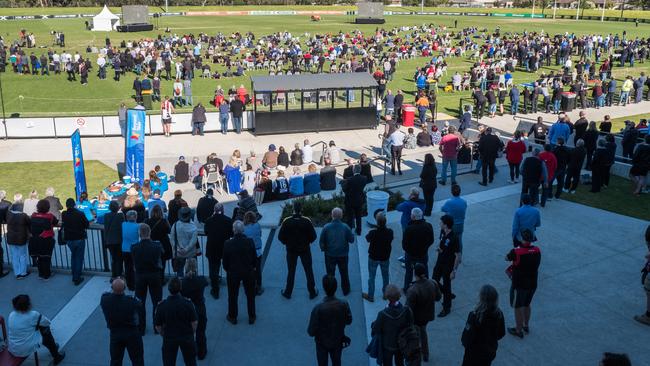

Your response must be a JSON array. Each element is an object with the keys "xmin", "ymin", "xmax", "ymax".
[
  {"xmin": 155, "ymin": 165, "xmax": 169, "ymax": 195},
  {"xmin": 303, "ymin": 164, "xmax": 321, "ymax": 195},
  {"xmin": 121, "ymin": 210, "xmax": 140, "ymax": 291},
  {"xmin": 93, "ymin": 192, "xmax": 111, "ymax": 225},
  {"xmin": 319, "ymin": 207, "xmax": 355, "ymax": 295},
  {"xmin": 441, "ymin": 184, "xmax": 468, "ymax": 253},
  {"xmin": 76, "ymin": 191, "xmax": 94, "ymax": 222},
  {"xmin": 148, "ymin": 170, "xmax": 163, "ymax": 196},
  {"xmin": 512, "ymin": 194, "xmax": 541, "ymax": 248},
  {"xmin": 289, "ymin": 167, "xmax": 304, "ymax": 197},
  {"xmin": 147, "ymin": 190, "xmax": 167, "ymax": 215},
  {"xmin": 416, "ymin": 72, "xmax": 427, "ymax": 91},
  {"xmin": 548, "ymin": 117, "xmax": 571, "ymax": 146},
  {"xmin": 396, "ymin": 188, "xmax": 426, "ymax": 232}
]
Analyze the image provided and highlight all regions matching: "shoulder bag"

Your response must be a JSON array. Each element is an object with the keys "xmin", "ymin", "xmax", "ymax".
[{"xmin": 171, "ymin": 224, "xmax": 183, "ymax": 272}]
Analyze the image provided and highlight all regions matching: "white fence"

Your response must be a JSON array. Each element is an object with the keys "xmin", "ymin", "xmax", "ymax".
[{"xmin": 1, "ymin": 111, "xmax": 255, "ymax": 139}]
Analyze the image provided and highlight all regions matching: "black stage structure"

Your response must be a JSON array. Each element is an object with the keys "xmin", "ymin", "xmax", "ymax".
[{"xmin": 251, "ymin": 73, "xmax": 377, "ymax": 135}]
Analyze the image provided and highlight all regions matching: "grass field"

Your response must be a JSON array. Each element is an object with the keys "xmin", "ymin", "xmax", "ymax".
[
  {"xmin": 563, "ymin": 175, "xmax": 650, "ymax": 221},
  {"xmin": 2, "ymin": 13, "xmax": 650, "ymax": 117},
  {"xmin": 0, "ymin": 160, "xmax": 117, "ymax": 201},
  {"xmin": 610, "ymin": 113, "xmax": 649, "ymax": 132}
]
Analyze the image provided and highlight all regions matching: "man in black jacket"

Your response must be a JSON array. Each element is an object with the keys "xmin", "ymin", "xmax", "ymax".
[
  {"xmin": 191, "ymin": 102, "xmax": 207, "ymax": 136},
  {"xmin": 472, "ymin": 86, "xmax": 486, "ymax": 119},
  {"xmin": 0, "ymin": 191, "xmax": 11, "ymax": 277},
  {"xmin": 563, "ymin": 139, "xmax": 587, "ymax": 194},
  {"xmin": 406, "ymin": 263, "xmax": 441, "ymax": 363},
  {"xmin": 307, "ymin": 275, "xmax": 352, "ymax": 366},
  {"xmin": 131, "ymin": 224, "xmax": 163, "ymax": 335},
  {"xmin": 520, "ymin": 149, "xmax": 547, "ymax": 206},
  {"xmin": 62, "ymin": 198, "xmax": 89, "ymax": 285},
  {"xmin": 100, "ymin": 278, "xmax": 144, "ymax": 366},
  {"xmin": 394, "ymin": 89, "xmax": 404, "ymax": 123},
  {"xmin": 478, "ymin": 127, "xmax": 502, "ymax": 186},
  {"xmin": 203, "ymin": 203, "xmax": 233, "ymax": 299},
  {"xmin": 222, "ymin": 221, "xmax": 257, "ymax": 324},
  {"xmin": 103, "ymin": 201, "xmax": 124, "ymax": 279},
  {"xmin": 195, "ymin": 189, "xmax": 217, "ymax": 224},
  {"xmin": 173, "ymin": 156, "xmax": 189, "ymax": 184},
  {"xmin": 552, "ymin": 137, "xmax": 571, "ymax": 199},
  {"xmin": 433, "ymin": 215, "xmax": 461, "ymax": 317},
  {"xmin": 229, "ymin": 98, "xmax": 245, "ymax": 134},
  {"xmin": 402, "ymin": 208, "xmax": 434, "ymax": 292},
  {"xmin": 279, "ymin": 202, "xmax": 318, "ymax": 300},
  {"xmin": 341, "ymin": 165, "xmax": 367, "ymax": 236},
  {"xmin": 154, "ymin": 278, "xmax": 198, "ymax": 366}
]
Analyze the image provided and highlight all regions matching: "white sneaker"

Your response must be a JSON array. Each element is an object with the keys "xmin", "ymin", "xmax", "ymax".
[
  {"xmin": 515, "ymin": 178, "xmax": 520, "ymax": 183},
  {"xmin": 507, "ymin": 180, "xmax": 514, "ymax": 184},
  {"xmin": 569, "ymin": 190, "xmax": 575, "ymax": 194},
  {"xmin": 562, "ymin": 188, "xmax": 569, "ymax": 193}
]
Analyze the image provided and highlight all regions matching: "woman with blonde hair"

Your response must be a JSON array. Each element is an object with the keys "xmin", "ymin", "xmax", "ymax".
[
  {"xmin": 303, "ymin": 163, "xmax": 321, "ymax": 195},
  {"xmin": 224, "ymin": 156, "xmax": 242, "ymax": 194},
  {"xmin": 93, "ymin": 191, "xmax": 111, "ymax": 225},
  {"xmin": 22, "ymin": 190, "xmax": 39, "ymax": 215},
  {"xmin": 232, "ymin": 149, "xmax": 243, "ymax": 167}
]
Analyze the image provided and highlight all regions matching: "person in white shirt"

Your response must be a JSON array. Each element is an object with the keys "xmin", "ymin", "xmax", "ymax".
[
  {"xmin": 324, "ymin": 141, "xmax": 341, "ymax": 165},
  {"xmin": 8, "ymin": 295, "xmax": 65, "ymax": 363},
  {"xmin": 302, "ymin": 139, "xmax": 313, "ymax": 164},
  {"xmin": 52, "ymin": 52, "xmax": 60, "ymax": 74},
  {"xmin": 96, "ymin": 54, "xmax": 106, "ymax": 80},
  {"xmin": 172, "ymin": 78, "xmax": 183, "ymax": 107},
  {"xmin": 388, "ymin": 126, "xmax": 405, "ymax": 175}
]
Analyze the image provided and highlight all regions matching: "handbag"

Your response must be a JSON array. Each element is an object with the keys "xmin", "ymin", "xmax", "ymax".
[
  {"xmin": 57, "ymin": 219, "xmax": 66, "ymax": 245},
  {"xmin": 366, "ymin": 332, "xmax": 383, "ymax": 364}
]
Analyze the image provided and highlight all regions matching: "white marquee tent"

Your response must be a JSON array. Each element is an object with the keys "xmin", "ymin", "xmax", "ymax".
[{"xmin": 92, "ymin": 5, "xmax": 120, "ymax": 32}]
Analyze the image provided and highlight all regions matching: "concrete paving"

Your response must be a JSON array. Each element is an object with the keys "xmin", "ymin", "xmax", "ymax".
[{"xmin": 2, "ymin": 185, "xmax": 649, "ymax": 366}]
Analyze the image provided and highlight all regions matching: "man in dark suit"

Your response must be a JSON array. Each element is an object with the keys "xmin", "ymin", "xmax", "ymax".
[
  {"xmin": 278, "ymin": 202, "xmax": 318, "ymax": 300},
  {"xmin": 133, "ymin": 76, "xmax": 143, "ymax": 104},
  {"xmin": 394, "ymin": 89, "xmax": 404, "ymax": 123},
  {"xmin": 195, "ymin": 188, "xmax": 218, "ymax": 224},
  {"xmin": 154, "ymin": 278, "xmax": 198, "ymax": 366},
  {"xmin": 222, "ymin": 220, "xmax": 257, "ymax": 324},
  {"xmin": 477, "ymin": 127, "xmax": 502, "ymax": 186},
  {"xmin": 340, "ymin": 165, "xmax": 367, "ymax": 236},
  {"xmin": 100, "ymin": 278, "xmax": 144, "ymax": 366},
  {"xmin": 203, "ymin": 203, "xmax": 233, "ymax": 299},
  {"xmin": 131, "ymin": 223, "xmax": 163, "ymax": 334},
  {"xmin": 307, "ymin": 275, "xmax": 352, "ymax": 366}
]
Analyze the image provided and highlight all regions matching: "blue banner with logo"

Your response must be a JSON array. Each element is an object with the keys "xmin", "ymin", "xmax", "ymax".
[
  {"xmin": 70, "ymin": 129, "xmax": 87, "ymax": 200},
  {"xmin": 125, "ymin": 109, "xmax": 146, "ymax": 184}
]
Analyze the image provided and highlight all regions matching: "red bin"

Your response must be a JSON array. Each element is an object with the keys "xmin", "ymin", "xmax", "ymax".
[{"xmin": 402, "ymin": 104, "xmax": 416, "ymax": 127}]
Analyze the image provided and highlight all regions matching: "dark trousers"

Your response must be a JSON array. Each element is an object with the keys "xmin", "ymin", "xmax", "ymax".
[
  {"xmin": 255, "ymin": 256, "xmax": 263, "ymax": 291},
  {"xmin": 316, "ymin": 343, "xmax": 342, "ymax": 366},
  {"xmin": 391, "ymin": 145, "xmax": 403, "ymax": 174},
  {"xmin": 481, "ymin": 158, "xmax": 496, "ymax": 184},
  {"xmin": 134, "ymin": 272, "xmax": 162, "ymax": 333},
  {"xmin": 325, "ymin": 256, "xmax": 350, "ymax": 295},
  {"xmin": 39, "ymin": 326, "xmax": 62, "ymax": 359},
  {"xmin": 108, "ymin": 245, "xmax": 123, "ymax": 278},
  {"xmin": 521, "ymin": 182, "xmax": 540, "ymax": 205},
  {"xmin": 433, "ymin": 266, "xmax": 453, "ymax": 311},
  {"xmin": 162, "ymin": 338, "xmax": 197, "ymax": 366},
  {"xmin": 564, "ymin": 168, "xmax": 581, "ymax": 191},
  {"xmin": 585, "ymin": 148, "xmax": 595, "ymax": 170},
  {"xmin": 605, "ymin": 92, "xmax": 614, "ymax": 106},
  {"xmin": 284, "ymin": 250, "xmax": 317, "ymax": 297},
  {"xmin": 36, "ymin": 255, "xmax": 52, "ymax": 279},
  {"xmin": 476, "ymin": 102, "xmax": 485, "ymax": 119},
  {"xmin": 418, "ymin": 324, "xmax": 429, "ymax": 360},
  {"xmin": 123, "ymin": 252, "xmax": 135, "ymax": 290},
  {"xmin": 344, "ymin": 203, "xmax": 363, "ymax": 235},
  {"xmin": 462, "ymin": 351, "xmax": 495, "ymax": 366},
  {"xmin": 603, "ymin": 164, "xmax": 612, "ymax": 186},
  {"xmin": 0, "ymin": 244, "xmax": 5, "ymax": 274},
  {"xmin": 382, "ymin": 349, "xmax": 405, "ymax": 366},
  {"xmin": 208, "ymin": 256, "xmax": 222, "ymax": 296},
  {"xmin": 194, "ymin": 302, "xmax": 207, "ymax": 359},
  {"xmin": 109, "ymin": 330, "xmax": 144, "ymax": 366},
  {"xmin": 591, "ymin": 163, "xmax": 605, "ymax": 192},
  {"xmin": 226, "ymin": 272, "xmax": 256, "ymax": 320},
  {"xmin": 404, "ymin": 255, "xmax": 428, "ymax": 291},
  {"xmin": 422, "ymin": 187, "xmax": 435, "ymax": 216},
  {"xmin": 508, "ymin": 163, "xmax": 520, "ymax": 181},
  {"xmin": 554, "ymin": 169, "xmax": 566, "ymax": 198}
]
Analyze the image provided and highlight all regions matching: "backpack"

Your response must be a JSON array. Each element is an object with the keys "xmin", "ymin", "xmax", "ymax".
[{"xmin": 397, "ymin": 324, "xmax": 421, "ymax": 360}]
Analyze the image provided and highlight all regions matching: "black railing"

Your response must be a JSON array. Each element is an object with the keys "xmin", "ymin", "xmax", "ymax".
[{"xmin": 0, "ymin": 224, "xmax": 212, "ymax": 277}]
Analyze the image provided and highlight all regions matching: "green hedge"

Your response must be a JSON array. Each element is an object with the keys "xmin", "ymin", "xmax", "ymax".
[{"xmin": 280, "ymin": 188, "xmax": 405, "ymax": 227}]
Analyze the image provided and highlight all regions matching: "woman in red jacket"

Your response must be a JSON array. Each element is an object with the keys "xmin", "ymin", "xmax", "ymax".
[{"xmin": 505, "ymin": 130, "xmax": 527, "ymax": 184}]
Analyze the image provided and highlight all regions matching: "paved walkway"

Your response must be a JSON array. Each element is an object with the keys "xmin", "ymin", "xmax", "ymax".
[{"xmin": 2, "ymin": 183, "xmax": 649, "ymax": 366}]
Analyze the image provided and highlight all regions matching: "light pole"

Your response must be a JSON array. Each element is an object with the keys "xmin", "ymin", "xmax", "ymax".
[
  {"xmin": 620, "ymin": 0, "xmax": 625, "ymax": 19},
  {"xmin": 165, "ymin": 0, "xmax": 169, "ymax": 13},
  {"xmin": 420, "ymin": 0, "xmax": 424, "ymax": 14},
  {"xmin": 575, "ymin": 0, "xmax": 580, "ymax": 20},
  {"xmin": 532, "ymin": 0, "xmax": 536, "ymax": 16},
  {"xmin": 0, "ymin": 71, "xmax": 7, "ymax": 140},
  {"xmin": 553, "ymin": 0, "xmax": 557, "ymax": 19},
  {"xmin": 601, "ymin": 0, "xmax": 605, "ymax": 21}
]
